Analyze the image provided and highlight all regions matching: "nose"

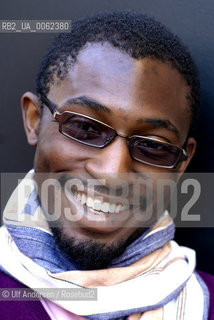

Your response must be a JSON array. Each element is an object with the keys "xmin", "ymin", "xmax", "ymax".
[{"xmin": 85, "ymin": 136, "xmax": 133, "ymax": 177}]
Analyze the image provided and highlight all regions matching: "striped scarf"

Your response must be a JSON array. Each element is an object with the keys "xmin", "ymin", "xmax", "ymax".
[{"xmin": 0, "ymin": 171, "xmax": 209, "ymax": 319}]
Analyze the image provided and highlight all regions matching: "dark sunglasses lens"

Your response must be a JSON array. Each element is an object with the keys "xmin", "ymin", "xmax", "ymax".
[
  {"xmin": 131, "ymin": 137, "xmax": 182, "ymax": 167},
  {"xmin": 61, "ymin": 112, "xmax": 115, "ymax": 147}
]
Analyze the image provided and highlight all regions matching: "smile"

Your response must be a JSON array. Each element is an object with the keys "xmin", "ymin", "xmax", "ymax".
[{"xmin": 72, "ymin": 191, "xmax": 126, "ymax": 214}]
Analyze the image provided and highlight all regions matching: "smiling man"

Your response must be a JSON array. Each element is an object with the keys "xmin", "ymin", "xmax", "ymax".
[{"xmin": 0, "ymin": 11, "xmax": 213, "ymax": 320}]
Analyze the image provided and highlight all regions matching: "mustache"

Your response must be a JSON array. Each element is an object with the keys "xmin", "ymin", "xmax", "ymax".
[
  {"xmin": 57, "ymin": 173, "xmax": 150, "ymax": 193},
  {"xmin": 57, "ymin": 173, "xmax": 153, "ymax": 210}
]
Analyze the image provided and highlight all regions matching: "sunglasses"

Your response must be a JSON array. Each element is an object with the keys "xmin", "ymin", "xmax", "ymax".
[{"xmin": 39, "ymin": 95, "xmax": 188, "ymax": 169}]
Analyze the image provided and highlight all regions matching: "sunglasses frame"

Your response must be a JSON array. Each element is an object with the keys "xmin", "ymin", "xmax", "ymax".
[{"xmin": 39, "ymin": 94, "xmax": 188, "ymax": 169}]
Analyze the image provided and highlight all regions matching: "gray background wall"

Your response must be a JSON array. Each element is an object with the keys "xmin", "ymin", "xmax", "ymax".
[{"xmin": 0, "ymin": 0, "xmax": 214, "ymax": 273}]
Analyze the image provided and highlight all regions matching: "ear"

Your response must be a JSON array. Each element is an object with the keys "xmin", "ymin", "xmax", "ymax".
[
  {"xmin": 21, "ymin": 92, "xmax": 41, "ymax": 146},
  {"xmin": 176, "ymin": 137, "xmax": 196, "ymax": 178}
]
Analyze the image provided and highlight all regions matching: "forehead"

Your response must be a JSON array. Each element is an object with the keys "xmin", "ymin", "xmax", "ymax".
[
  {"xmin": 50, "ymin": 42, "xmax": 189, "ymax": 106},
  {"xmin": 48, "ymin": 43, "xmax": 191, "ymax": 140}
]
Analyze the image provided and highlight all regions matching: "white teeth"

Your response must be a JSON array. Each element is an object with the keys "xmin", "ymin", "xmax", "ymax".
[
  {"xmin": 109, "ymin": 203, "xmax": 116, "ymax": 213},
  {"xmin": 86, "ymin": 197, "xmax": 93, "ymax": 208},
  {"xmin": 73, "ymin": 191, "xmax": 125, "ymax": 214},
  {"xmin": 93, "ymin": 200, "xmax": 102, "ymax": 211},
  {"xmin": 81, "ymin": 194, "xmax": 86, "ymax": 205},
  {"xmin": 116, "ymin": 204, "xmax": 123, "ymax": 213},
  {"xmin": 77, "ymin": 193, "xmax": 81, "ymax": 201},
  {"xmin": 101, "ymin": 202, "xmax": 110, "ymax": 213}
]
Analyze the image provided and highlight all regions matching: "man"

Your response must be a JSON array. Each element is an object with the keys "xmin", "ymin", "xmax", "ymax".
[{"xmin": 0, "ymin": 11, "xmax": 213, "ymax": 320}]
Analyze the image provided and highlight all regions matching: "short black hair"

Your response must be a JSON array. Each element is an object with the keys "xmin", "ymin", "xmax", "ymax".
[{"xmin": 36, "ymin": 11, "xmax": 200, "ymax": 137}]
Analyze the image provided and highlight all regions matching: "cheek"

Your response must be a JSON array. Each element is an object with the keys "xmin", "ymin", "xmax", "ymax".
[{"xmin": 34, "ymin": 131, "xmax": 93, "ymax": 172}]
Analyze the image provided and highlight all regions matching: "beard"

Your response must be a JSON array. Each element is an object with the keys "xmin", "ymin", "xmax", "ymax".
[
  {"xmin": 49, "ymin": 221, "xmax": 145, "ymax": 270},
  {"xmin": 37, "ymin": 173, "xmax": 152, "ymax": 270}
]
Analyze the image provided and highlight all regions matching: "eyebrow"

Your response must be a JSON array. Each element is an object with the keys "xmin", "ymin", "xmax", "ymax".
[
  {"xmin": 61, "ymin": 96, "xmax": 179, "ymax": 138},
  {"xmin": 138, "ymin": 118, "xmax": 180, "ymax": 139},
  {"xmin": 62, "ymin": 96, "xmax": 112, "ymax": 113}
]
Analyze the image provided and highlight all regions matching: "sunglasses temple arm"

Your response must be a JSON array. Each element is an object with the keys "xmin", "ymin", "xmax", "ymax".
[
  {"xmin": 181, "ymin": 137, "xmax": 189, "ymax": 160},
  {"xmin": 39, "ymin": 94, "xmax": 57, "ymax": 115}
]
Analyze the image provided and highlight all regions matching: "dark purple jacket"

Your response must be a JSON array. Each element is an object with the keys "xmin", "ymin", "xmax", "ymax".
[
  {"xmin": 0, "ymin": 270, "xmax": 51, "ymax": 320},
  {"xmin": 0, "ymin": 270, "xmax": 213, "ymax": 319}
]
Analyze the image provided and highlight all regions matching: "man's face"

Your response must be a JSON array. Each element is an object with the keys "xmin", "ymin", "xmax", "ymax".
[{"xmin": 22, "ymin": 43, "xmax": 196, "ymax": 269}]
